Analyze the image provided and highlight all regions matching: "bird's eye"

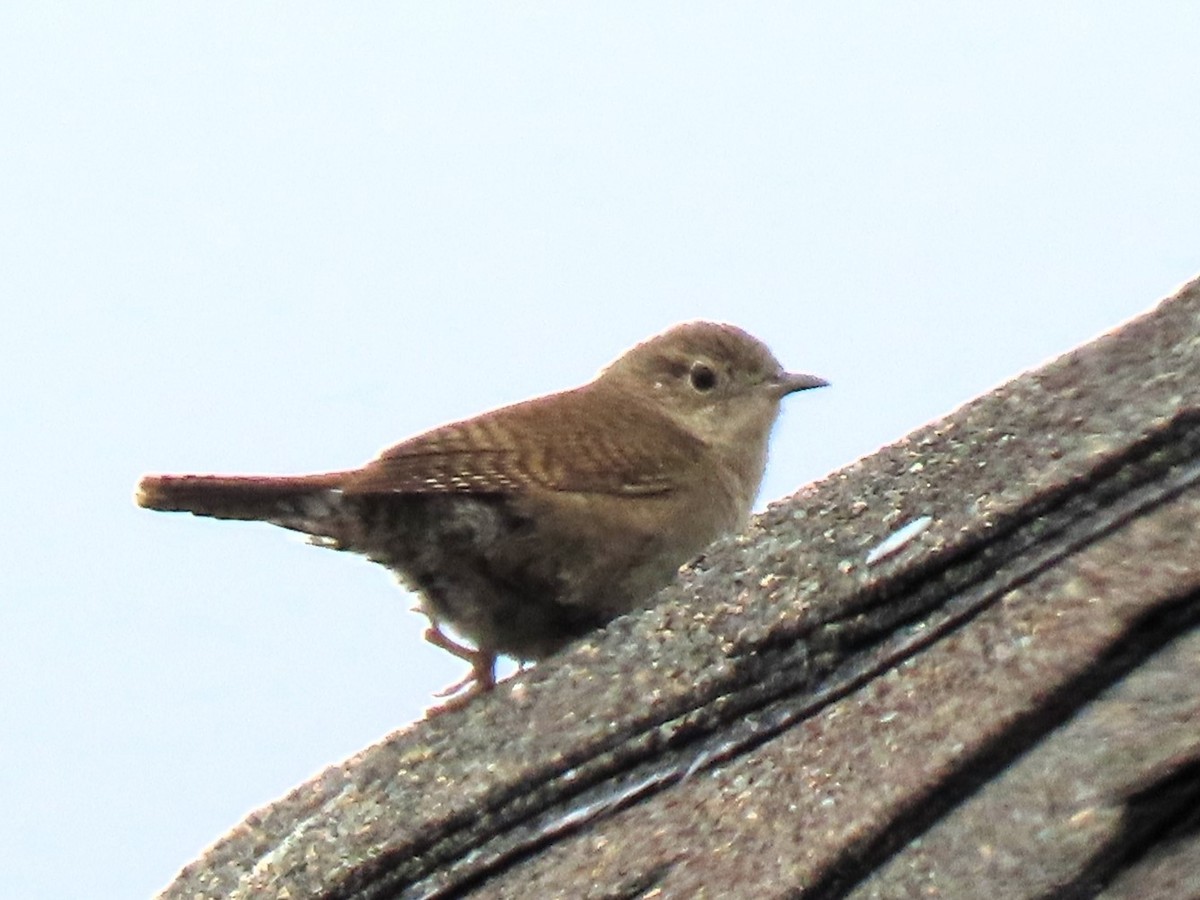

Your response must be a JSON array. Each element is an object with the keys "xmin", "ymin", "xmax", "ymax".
[{"xmin": 689, "ymin": 362, "xmax": 718, "ymax": 392}]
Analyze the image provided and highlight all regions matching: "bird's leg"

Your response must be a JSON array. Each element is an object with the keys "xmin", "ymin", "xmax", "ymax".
[
  {"xmin": 410, "ymin": 604, "xmax": 497, "ymax": 698},
  {"xmin": 424, "ymin": 626, "xmax": 496, "ymax": 698}
]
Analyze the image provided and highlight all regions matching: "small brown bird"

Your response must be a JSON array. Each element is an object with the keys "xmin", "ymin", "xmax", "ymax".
[{"xmin": 136, "ymin": 322, "xmax": 826, "ymax": 695}]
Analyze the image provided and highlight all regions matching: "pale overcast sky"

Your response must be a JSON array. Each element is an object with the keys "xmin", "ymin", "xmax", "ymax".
[{"xmin": 3, "ymin": 5, "xmax": 1199, "ymax": 898}]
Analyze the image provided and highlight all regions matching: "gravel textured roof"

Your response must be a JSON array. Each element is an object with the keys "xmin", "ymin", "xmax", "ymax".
[{"xmin": 159, "ymin": 276, "xmax": 1200, "ymax": 900}]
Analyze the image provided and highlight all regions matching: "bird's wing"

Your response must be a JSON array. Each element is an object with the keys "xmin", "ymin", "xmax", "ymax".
[{"xmin": 338, "ymin": 389, "xmax": 705, "ymax": 497}]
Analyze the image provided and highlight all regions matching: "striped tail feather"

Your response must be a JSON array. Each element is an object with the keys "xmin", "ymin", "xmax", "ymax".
[{"xmin": 135, "ymin": 472, "xmax": 348, "ymax": 537}]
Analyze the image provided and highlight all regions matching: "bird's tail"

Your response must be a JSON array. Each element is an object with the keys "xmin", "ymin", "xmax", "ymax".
[{"xmin": 135, "ymin": 472, "xmax": 349, "ymax": 538}]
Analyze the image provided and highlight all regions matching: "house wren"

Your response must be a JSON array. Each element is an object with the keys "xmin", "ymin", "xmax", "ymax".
[{"xmin": 136, "ymin": 322, "xmax": 826, "ymax": 694}]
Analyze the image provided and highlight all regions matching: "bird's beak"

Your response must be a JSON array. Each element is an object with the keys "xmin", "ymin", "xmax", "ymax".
[{"xmin": 775, "ymin": 371, "xmax": 829, "ymax": 397}]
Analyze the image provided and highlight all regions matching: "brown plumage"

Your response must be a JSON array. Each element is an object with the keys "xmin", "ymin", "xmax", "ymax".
[{"xmin": 136, "ymin": 322, "xmax": 826, "ymax": 697}]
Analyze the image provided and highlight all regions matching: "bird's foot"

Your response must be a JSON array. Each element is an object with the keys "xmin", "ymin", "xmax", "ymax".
[{"xmin": 424, "ymin": 626, "xmax": 496, "ymax": 708}]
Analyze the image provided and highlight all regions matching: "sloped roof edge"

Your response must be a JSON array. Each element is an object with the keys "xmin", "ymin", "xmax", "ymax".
[{"xmin": 160, "ymin": 276, "xmax": 1200, "ymax": 899}]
